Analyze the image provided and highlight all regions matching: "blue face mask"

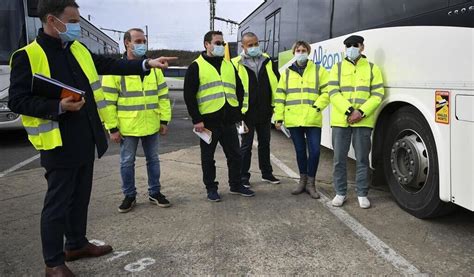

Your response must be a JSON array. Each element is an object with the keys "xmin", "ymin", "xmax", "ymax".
[
  {"xmin": 132, "ymin": 44, "xmax": 147, "ymax": 57},
  {"xmin": 54, "ymin": 17, "xmax": 81, "ymax": 42},
  {"xmin": 295, "ymin": 53, "xmax": 308, "ymax": 64},
  {"xmin": 211, "ymin": 45, "xmax": 225, "ymax": 57},
  {"xmin": 246, "ymin": 46, "xmax": 262, "ymax": 57},
  {"xmin": 346, "ymin": 46, "xmax": 360, "ymax": 61}
]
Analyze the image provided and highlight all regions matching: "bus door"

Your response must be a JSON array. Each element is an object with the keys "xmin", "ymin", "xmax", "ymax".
[{"xmin": 264, "ymin": 9, "xmax": 280, "ymax": 59}]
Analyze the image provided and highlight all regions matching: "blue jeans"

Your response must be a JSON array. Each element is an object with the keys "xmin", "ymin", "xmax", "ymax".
[
  {"xmin": 120, "ymin": 133, "xmax": 161, "ymax": 197},
  {"xmin": 332, "ymin": 127, "xmax": 372, "ymax": 197},
  {"xmin": 288, "ymin": 127, "xmax": 322, "ymax": 178}
]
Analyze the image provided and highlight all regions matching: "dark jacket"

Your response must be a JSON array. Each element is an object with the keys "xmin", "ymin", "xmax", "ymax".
[
  {"xmin": 183, "ymin": 52, "xmax": 244, "ymax": 127},
  {"xmin": 240, "ymin": 56, "xmax": 280, "ymax": 124},
  {"xmin": 8, "ymin": 29, "xmax": 145, "ymax": 169}
]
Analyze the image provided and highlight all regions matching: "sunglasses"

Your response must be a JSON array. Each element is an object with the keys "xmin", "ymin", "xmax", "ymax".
[
  {"xmin": 345, "ymin": 43, "xmax": 360, "ymax": 48},
  {"xmin": 214, "ymin": 41, "xmax": 227, "ymax": 46}
]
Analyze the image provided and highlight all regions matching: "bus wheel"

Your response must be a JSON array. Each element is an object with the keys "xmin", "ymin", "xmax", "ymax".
[{"xmin": 382, "ymin": 106, "xmax": 454, "ymax": 218}]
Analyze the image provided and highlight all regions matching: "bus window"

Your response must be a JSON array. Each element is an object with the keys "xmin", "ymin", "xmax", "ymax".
[
  {"xmin": 0, "ymin": 0, "xmax": 26, "ymax": 65},
  {"xmin": 449, "ymin": 0, "xmax": 471, "ymax": 5},
  {"xmin": 360, "ymin": 0, "xmax": 449, "ymax": 29},
  {"xmin": 297, "ymin": 0, "xmax": 332, "ymax": 43},
  {"xmin": 264, "ymin": 9, "xmax": 281, "ymax": 58},
  {"xmin": 332, "ymin": 0, "xmax": 361, "ymax": 37},
  {"xmin": 163, "ymin": 67, "xmax": 187, "ymax": 78},
  {"xmin": 25, "ymin": 17, "xmax": 42, "ymax": 43}
]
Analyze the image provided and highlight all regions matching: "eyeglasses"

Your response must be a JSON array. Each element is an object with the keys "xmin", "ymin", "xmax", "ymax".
[
  {"xmin": 345, "ymin": 43, "xmax": 360, "ymax": 48},
  {"xmin": 214, "ymin": 41, "xmax": 226, "ymax": 46}
]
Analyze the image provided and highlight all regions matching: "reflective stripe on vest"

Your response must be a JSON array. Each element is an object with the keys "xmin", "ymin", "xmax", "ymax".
[
  {"xmin": 284, "ymin": 63, "xmax": 321, "ymax": 106},
  {"xmin": 116, "ymin": 70, "xmax": 163, "ymax": 114},
  {"xmin": 231, "ymin": 54, "xmax": 278, "ymax": 114},
  {"xmin": 334, "ymin": 61, "xmax": 375, "ymax": 106},
  {"xmin": 195, "ymin": 55, "xmax": 238, "ymax": 115}
]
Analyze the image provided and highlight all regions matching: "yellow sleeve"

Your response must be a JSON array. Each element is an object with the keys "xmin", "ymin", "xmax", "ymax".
[
  {"xmin": 100, "ymin": 75, "xmax": 120, "ymax": 130},
  {"xmin": 328, "ymin": 64, "xmax": 353, "ymax": 115},
  {"xmin": 314, "ymin": 66, "xmax": 330, "ymax": 110},
  {"xmin": 154, "ymin": 69, "xmax": 172, "ymax": 123},
  {"xmin": 359, "ymin": 64, "xmax": 384, "ymax": 116},
  {"xmin": 273, "ymin": 70, "xmax": 287, "ymax": 122}
]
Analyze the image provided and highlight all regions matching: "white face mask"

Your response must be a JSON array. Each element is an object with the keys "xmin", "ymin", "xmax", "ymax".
[
  {"xmin": 211, "ymin": 45, "xmax": 225, "ymax": 57},
  {"xmin": 346, "ymin": 46, "xmax": 360, "ymax": 61},
  {"xmin": 295, "ymin": 53, "xmax": 308, "ymax": 64}
]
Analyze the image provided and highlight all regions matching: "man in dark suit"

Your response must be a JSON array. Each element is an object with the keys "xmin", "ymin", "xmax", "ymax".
[{"xmin": 8, "ymin": 1, "xmax": 175, "ymax": 276}]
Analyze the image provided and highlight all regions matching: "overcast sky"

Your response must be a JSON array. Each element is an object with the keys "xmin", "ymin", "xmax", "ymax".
[{"xmin": 77, "ymin": 0, "xmax": 263, "ymax": 51}]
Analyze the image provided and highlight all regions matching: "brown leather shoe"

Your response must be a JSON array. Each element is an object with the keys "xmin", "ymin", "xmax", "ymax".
[
  {"xmin": 45, "ymin": 265, "xmax": 75, "ymax": 277},
  {"xmin": 65, "ymin": 242, "xmax": 113, "ymax": 262}
]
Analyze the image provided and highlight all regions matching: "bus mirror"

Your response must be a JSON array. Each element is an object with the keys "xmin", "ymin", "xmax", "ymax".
[{"xmin": 27, "ymin": 0, "xmax": 39, "ymax": 17}]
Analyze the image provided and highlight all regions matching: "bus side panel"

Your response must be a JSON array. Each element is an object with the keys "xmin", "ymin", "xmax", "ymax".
[
  {"xmin": 451, "ymin": 93, "xmax": 474, "ymax": 211},
  {"xmin": 306, "ymin": 26, "xmax": 474, "ymax": 204}
]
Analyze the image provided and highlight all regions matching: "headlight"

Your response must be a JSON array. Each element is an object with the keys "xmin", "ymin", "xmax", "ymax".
[{"xmin": 0, "ymin": 101, "xmax": 10, "ymax": 112}]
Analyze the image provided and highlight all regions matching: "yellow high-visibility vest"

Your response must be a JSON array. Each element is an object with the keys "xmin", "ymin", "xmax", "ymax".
[
  {"xmin": 9, "ymin": 40, "xmax": 113, "ymax": 150},
  {"xmin": 273, "ymin": 62, "xmax": 329, "ymax": 128},
  {"xmin": 101, "ymin": 68, "xmax": 171, "ymax": 136},
  {"xmin": 194, "ymin": 55, "xmax": 238, "ymax": 115},
  {"xmin": 328, "ymin": 57, "xmax": 384, "ymax": 128},
  {"xmin": 231, "ymin": 53, "xmax": 278, "ymax": 114}
]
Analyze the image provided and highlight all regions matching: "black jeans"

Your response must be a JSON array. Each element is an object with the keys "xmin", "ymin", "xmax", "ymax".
[
  {"xmin": 240, "ymin": 121, "xmax": 273, "ymax": 182},
  {"xmin": 41, "ymin": 162, "xmax": 94, "ymax": 267},
  {"xmin": 200, "ymin": 123, "xmax": 242, "ymax": 192}
]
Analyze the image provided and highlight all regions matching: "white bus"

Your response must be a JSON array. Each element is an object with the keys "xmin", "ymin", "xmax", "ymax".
[
  {"xmin": 0, "ymin": 0, "xmax": 119, "ymax": 130},
  {"xmin": 238, "ymin": 0, "xmax": 474, "ymax": 218},
  {"xmin": 163, "ymin": 66, "xmax": 187, "ymax": 91}
]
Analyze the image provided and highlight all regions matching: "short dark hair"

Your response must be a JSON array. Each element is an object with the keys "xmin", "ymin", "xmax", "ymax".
[
  {"xmin": 38, "ymin": 0, "xmax": 79, "ymax": 23},
  {"xmin": 203, "ymin": 30, "xmax": 223, "ymax": 45},
  {"xmin": 124, "ymin": 28, "xmax": 145, "ymax": 50},
  {"xmin": 242, "ymin": 32, "xmax": 258, "ymax": 40}
]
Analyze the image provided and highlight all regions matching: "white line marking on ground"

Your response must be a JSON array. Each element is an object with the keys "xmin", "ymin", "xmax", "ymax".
[
  {"xmin": 256, "ymin": 140, "xmax": 422, "ymax": 274},
  {"xmin": 0, "ymin": 154, "xmax": 40, "ymax": 178}
]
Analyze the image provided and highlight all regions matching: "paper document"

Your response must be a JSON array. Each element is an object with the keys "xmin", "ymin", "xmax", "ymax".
[
  {"xmin": 193, "ymin": 128, "xmax": 212, "ymax": 144},
  {"xmin": 32, "ymin": 73, "xmax": 85, "ymax": 101},
  {"xmin": 280, "ymin": 124, "xmax": 291, "ymax": 138},
  {"xmin": 236, "ymin": 121, "xmax": 249, "ymax": 134}
]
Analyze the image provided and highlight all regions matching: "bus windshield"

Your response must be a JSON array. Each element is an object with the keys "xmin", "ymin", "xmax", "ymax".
[{"xmin": 0, "ymin": 0, "xmax": 26, "ymax": 65}]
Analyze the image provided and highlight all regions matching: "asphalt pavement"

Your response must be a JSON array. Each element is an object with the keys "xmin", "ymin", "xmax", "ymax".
[{"xmin": 0, "ymin": 90, "xmax": 473, "ymax": 276}]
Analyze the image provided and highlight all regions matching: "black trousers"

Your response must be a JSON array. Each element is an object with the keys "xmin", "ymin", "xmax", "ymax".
[
  {"xmin": 200, "ymin": 123, "xmax": 242, "ymax": 192},
  {"xmin": 41, "ymin": 162, "xmax": 94, "ymax": 267},
  {"xmin": 240, "ymin": 121, "xmax": 273, "ymax": 181}
]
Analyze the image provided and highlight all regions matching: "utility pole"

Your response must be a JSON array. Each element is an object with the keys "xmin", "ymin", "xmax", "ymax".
[
  {"xmin": 210, "ymin": 0, "xmax": 216, "ymax": 30},
  {"xmin": 145, "ymin": 25, "xmax": 149, "ymax": 50},
  {"xmin": 209, "ymin": 1, "xmax": 239, "ymax": 34}
]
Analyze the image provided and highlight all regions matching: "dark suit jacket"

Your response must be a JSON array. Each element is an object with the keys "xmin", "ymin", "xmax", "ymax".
[{"xmin": 8, "ymin": 29, "xmax": 146, "ymax": 169}]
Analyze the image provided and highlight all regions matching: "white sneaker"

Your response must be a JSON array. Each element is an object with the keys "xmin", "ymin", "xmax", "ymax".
[
  {"xmin": 332, "ymin": 195, "xmax": 347, "ymax": 207},
  {"xmin": 358, "ymin": 196, "xmax": 371, "ymax": 209}
]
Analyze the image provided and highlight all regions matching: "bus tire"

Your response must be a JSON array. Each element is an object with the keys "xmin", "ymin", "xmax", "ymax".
[{"xmin": 382, "ymin": 106, "xmax": 454, "ymax": 218}]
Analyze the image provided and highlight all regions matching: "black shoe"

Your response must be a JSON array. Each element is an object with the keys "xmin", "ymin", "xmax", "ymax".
[
  {"xmin": 149, "ymin": 192, "xmax": 171, "ymax": 208},
  {"xmin": 230, "ymin": 186, "xmax": 255, "ymax": 197},
  {"xmin": 207, "ymin": 190, "xmax": 221, "ymax": 202},
  {"xmin": 242, "ymin": 180, "xmax": 251, "ymax": 188},
  {"xmin": 262, "ymin": 175, "xmax": 280, "ymax": 184},
  {"xmin": 118, "ymin": 196, "xmax": 136, "ymax": 213}
]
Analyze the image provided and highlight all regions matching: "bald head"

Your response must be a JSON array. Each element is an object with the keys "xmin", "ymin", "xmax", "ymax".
[
  {"xmin": 241, "ymin": 32, "xmax": 260, "ymax": 56},
  {"xmin": 242, "ymin": 32, "xmax": 258, "ymax": 41}
]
